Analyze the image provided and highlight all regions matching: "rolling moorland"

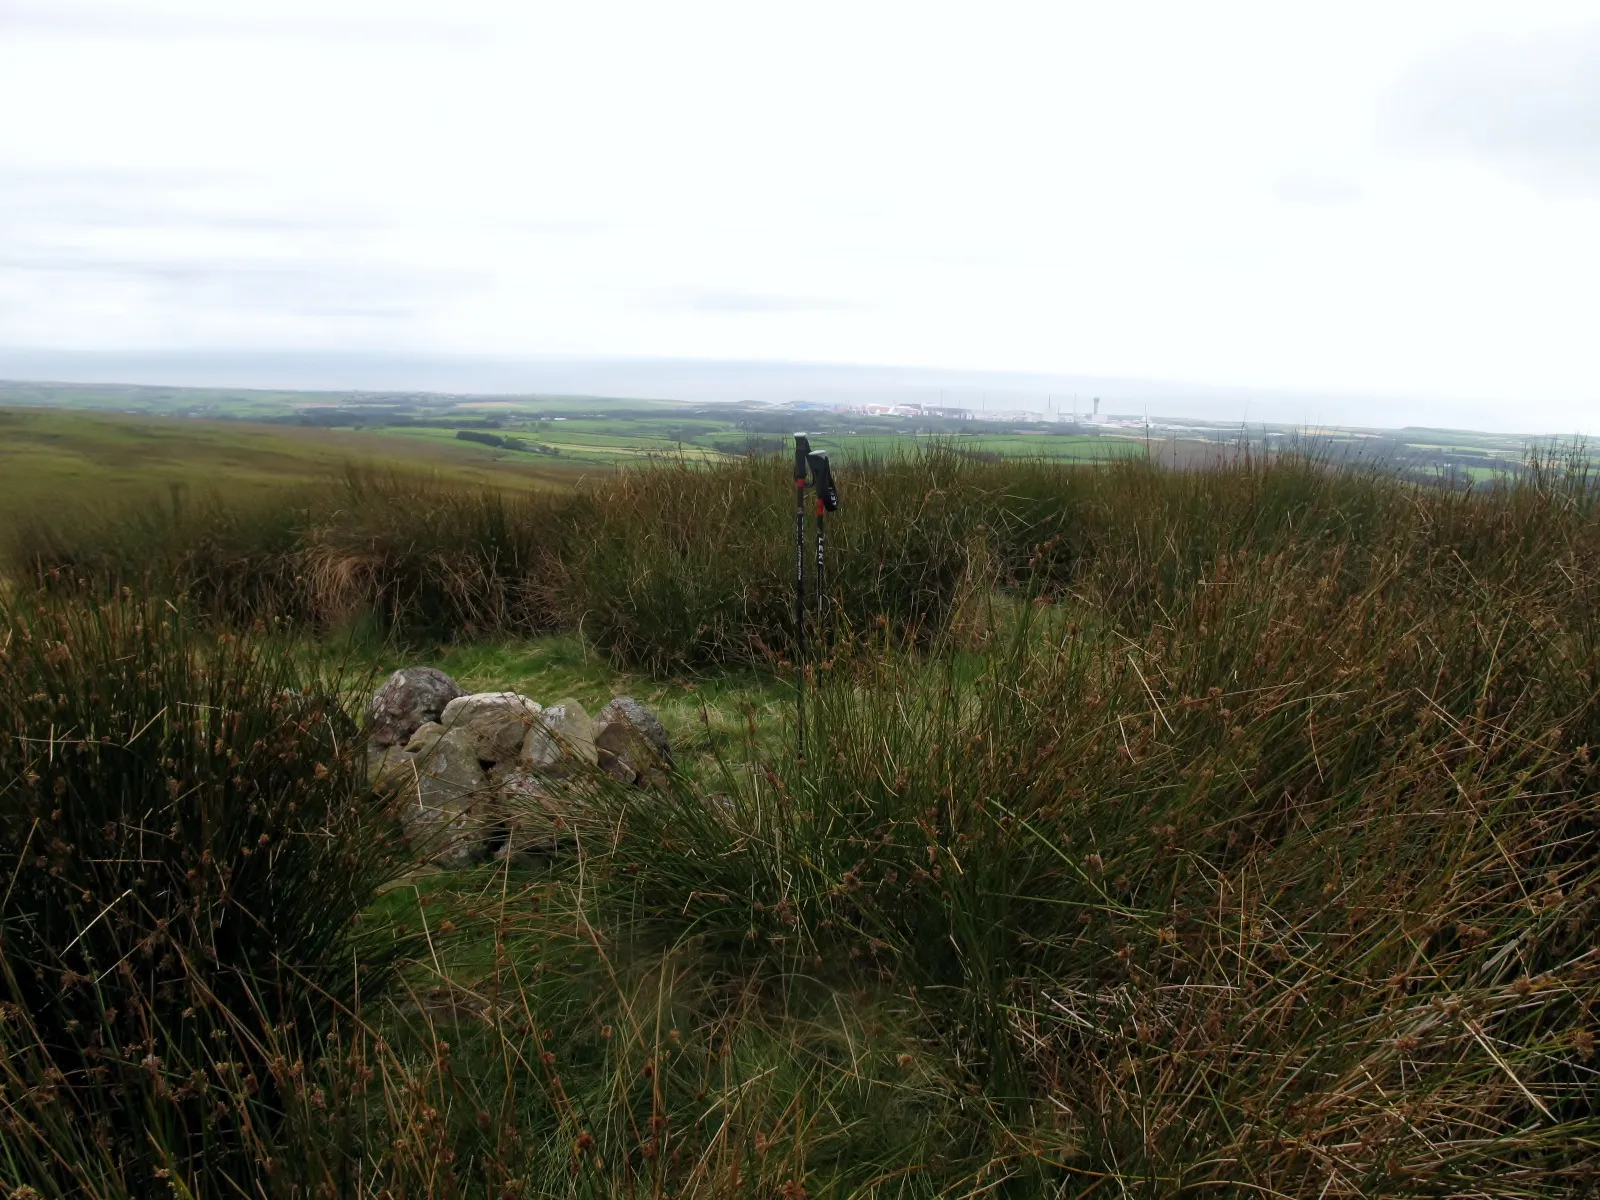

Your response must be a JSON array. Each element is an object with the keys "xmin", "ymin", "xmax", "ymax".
[
  {"xmin": 0, "ymin": 379, "xmax": 1562, "ymax": 523},
  {"xmin": 0, "ymin": 389, "xmax": 1597, "ymax": 1197}
]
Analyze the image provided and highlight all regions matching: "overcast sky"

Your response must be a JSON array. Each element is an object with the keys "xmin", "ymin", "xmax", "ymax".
[{"xmin": 2, "ymin": 1, "xmax": 1598, "ymax": 430}]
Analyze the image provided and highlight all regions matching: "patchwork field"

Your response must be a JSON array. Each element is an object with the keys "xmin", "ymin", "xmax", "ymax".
[
  {"xmin": 2, "ymin": 378, "xmax": 1573, "ymax": 531},
  {"xmin": 0, "ymin": 387, "xmax": 1162, "ymax": 525}
]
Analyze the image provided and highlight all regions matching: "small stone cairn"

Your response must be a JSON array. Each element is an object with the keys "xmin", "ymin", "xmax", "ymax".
[{"xmin": 364, "ymin": 667, "xmax": 673, "ymax": 867}]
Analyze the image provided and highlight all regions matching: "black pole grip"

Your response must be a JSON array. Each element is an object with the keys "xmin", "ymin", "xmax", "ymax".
[{"xmin": 806, "ymin": 450, "xmax": 839, "ymax": 512}]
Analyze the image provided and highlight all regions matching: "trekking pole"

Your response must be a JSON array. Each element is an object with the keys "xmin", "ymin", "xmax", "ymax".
[
  {"xmin": 806, "ymin": 450, "xmax": 839, "ymax": 648},
  {"xmin": 793, "ymin": 434, "xmax": 811, "ymax": 764}
]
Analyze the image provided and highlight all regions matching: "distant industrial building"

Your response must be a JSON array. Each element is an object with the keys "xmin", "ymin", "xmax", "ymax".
[{"xmin": 855, "ymin": 402, "xmax": 972, "ymax": 420}]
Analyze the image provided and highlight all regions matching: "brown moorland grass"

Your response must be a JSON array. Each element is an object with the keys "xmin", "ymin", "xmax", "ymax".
[
  {"xmin": 0, "ymin": 405, "xmax": 586, "ymax": 525},
  {"xmin": 1, "ymin": 449, "xmax": 1597, "ymax": 1197}
]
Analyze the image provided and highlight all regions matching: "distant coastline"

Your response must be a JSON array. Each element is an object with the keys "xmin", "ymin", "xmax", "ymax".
[{"xmin": 0, "ymin": 349, "xmax": 1571, "ymax": 436}]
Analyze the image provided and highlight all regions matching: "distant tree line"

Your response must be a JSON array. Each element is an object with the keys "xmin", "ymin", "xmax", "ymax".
[{"xmin": 455, "ymin": 429, "xmax": 561, "ymax": 455}]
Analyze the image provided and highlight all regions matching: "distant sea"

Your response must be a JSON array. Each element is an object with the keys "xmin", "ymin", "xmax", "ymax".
[{"xmin": 0, "ymin": 349, "xmax": 1536, "ymax": 433}]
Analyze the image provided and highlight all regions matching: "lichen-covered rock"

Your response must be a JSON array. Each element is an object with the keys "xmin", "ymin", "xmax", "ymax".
[
  {"xmin": 492, "ymin": 772, "xmax": 566, "ymax": 865},
  {"xmin": 370, "ymin": 677, "xmax": 675, "ymax": 867},
  {"xmin": 367, "ymin": 743, "xmax": 411, "ymax": 791},
  {"xmin": 520, "ymin": 698, "xmax": 597, "ymax": 774},
  {"xmin": 406, "ymin": 728, "xmax": 495, "ymax": 867},
  {"xmin": 405, "ymin": 721, "xmax": 447, "ymax": 755},
  {"xmin": 377, "ymin": 719, "xmax": 495, "ymax": 867},
  {"xmin": 594, "ymin": 696, "xmax": 673, "ymax": 785},
  {"xmin": 439, "ymin": 692, "xmax": 543, "ymax": 765},
  {"xmin": 365, "ymin": 667, "xmax": 465, "ymax": 748}
]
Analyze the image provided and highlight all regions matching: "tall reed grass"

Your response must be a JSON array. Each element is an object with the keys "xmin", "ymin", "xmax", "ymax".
[
  {"xmin": 0, "ymin": 593, "xmax": 414, "ymax": 1195},
  {"xmin": 11, "ymin": 450, "xmax": 1081, "ymax": 669},
  {"xmin": 4, "ymin": 449, "xmax": 1598, "ymax": 1196},
  {"xmin": 20, "ymin": 448, "xmax": 1588, "ymax": 677},
  {"xmin": 598, "ymin": 469, "xmax": 1600, "ymax": 1191}
]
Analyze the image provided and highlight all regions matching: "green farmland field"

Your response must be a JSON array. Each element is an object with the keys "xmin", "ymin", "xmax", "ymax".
[
  {"xmin": 0, "ymin": 382, "xmax": 1173, "ymax": 524},
  {"xmin": 1, "ymin": 377, "xmax": 1581, "ymax": 532}
]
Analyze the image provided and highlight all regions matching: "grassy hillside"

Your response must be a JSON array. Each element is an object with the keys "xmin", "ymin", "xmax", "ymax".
[
  {"xmin": 3, "ymin": 377, "xmax": 1563, "ymax": 480},
  {"xmin": 3, "ymin": 450, "xmax": 1597, "ymax": 1197},
  {"xmin": 0, "ymin": 405, "xmax": 588, "ymax": 523},
  {"xmin": 0, "ymin": 385, "xmax": 1163, "ymax": 504}
]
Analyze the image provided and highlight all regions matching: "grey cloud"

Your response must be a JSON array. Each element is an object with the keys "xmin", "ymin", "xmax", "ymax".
[
  {"xmin": 0, "ymin": 166, "xmax": 610, "ymax": 240},
  {"xmin": 0, "ymin": 161, "xmax": 566, "ymax": 333},
  {"xmin": 670, "ymin": 291, "xmax": 858, "ymax": 315},
  {"xmin": 0, "ymin": 246, "xmax": 478, "ymax": 320},
  {"xmin": 1274, "ymin": 171, "xmax": 1362, "ymax": 207},
  {"xmin": 1388, "ymin": 26, "xmax": 1600, "ymax": 192},
  {"xmin": 0, "ymin": 165, "xmax": 367, "ymax": 233},
  {"xmin": 0, "ymin": 165, "xmax": 406, "ymax": 306},
  {"xmin": 0, "ymin": 165, "xmax": 226, "ymax": 212},
  {"xmin": 0, "ymin": 0, "xmax": 490, "ymax": 45}
]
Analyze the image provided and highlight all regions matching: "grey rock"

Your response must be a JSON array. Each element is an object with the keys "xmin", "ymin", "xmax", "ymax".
[
  {"xmin": 372, "ymin": 683, "xmax": 675, "ymax": 866},
  {"xmin": 594, "ymin": 696, "xmax": 673, "ymax": 785},
  {"xmin": 404, "ymin": 721, "xmax": 447, "ymax": 755},
  {"xmin": 398, "ymin": 721, "xmax": 495, "ymax": 867},
  {"xmin": 521, "ymin": 698, "xmax": 597, "ymax": 774},
  {"xmin": 497, "ymin": 770, "xmax": 551, "ymax": 803},
  {"xmin": 415, "ymin": 732, "xmax": 489, "ymax": 809},
  {"xmin": 491, "ymin": 771, "xmax": 565, "ymax": 865},
  {"xmin": 367, "ymin": 743, "xmax": 411, "ymax": 791},
  {"xmin": 596, "ymin": 749, "xmax": 635, "ymax": 783},
  {"xmin": 365, "ymin": 667, "xmax": 465, "ymax": 748},
  {"xmin": 596, "ymin": 696, "xmax": 672, "ymax": 763},
  {"xmin": 439, "ymin": 692, "xmax": 543, "ymax": 766}
]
